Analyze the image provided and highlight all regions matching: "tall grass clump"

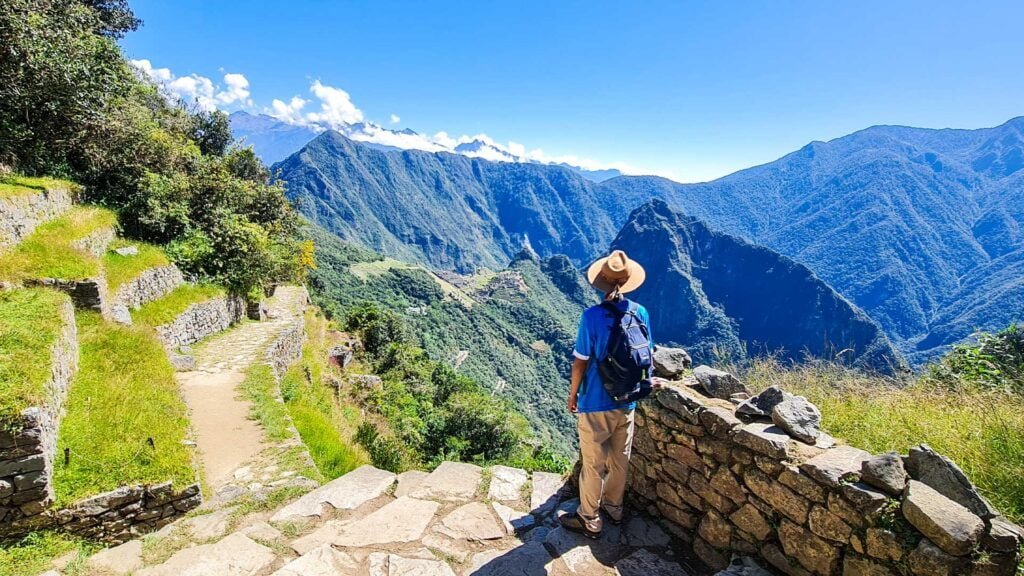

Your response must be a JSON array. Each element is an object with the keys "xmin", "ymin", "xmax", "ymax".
[{"xmin": 737, "ymin": 356, "xmax": 1024, "ymax": 523}]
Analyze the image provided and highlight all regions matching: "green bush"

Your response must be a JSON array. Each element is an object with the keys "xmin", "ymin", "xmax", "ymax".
[
  {"xmin": 927, "ymin": 324, "xmax": 1024, "ymax": 393},
  {"xmin": 0, "ymin": 1, "xmax": 304, "ymax": 294}
]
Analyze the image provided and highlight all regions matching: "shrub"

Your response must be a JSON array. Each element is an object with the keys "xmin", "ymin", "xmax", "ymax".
[{"xmin": 926, "ymin": 324, "xmax": 1024, "ymax": 393}]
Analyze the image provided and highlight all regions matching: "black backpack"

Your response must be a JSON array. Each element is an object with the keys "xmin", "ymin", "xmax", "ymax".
[{"xmin": 597, "ymin": 300, "xmax": 654, "ymax": 403}]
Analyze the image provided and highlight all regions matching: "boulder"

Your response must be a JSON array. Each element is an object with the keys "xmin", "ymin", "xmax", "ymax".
[
  {"xmin": 860, "ymin": 452, "xmax": 908, "ymax": 496},
  {"xmin": 771, "ymin": 396, "xmax": 822, "ymax": 444},
  {"xmin": 652, "ymin": 346, "xmax": 691, "ymax": 378},
  {"xmin": 693, "ymin": 365, "xmax": 749, "ymax": 399},
  {"xmin": 110, "ymin": 303, "xmax": 132, "ymax": 325},
  {"xmin": 350, "ymin": 374, "xmax": 383, "ymax": 390},
  {"xmin": 902, "ymin": 480, "xmax": 984, "ymax": 556},
  {"xmin": 113, "ymin": 245, "xmax": 138, "ymax": 256},
  {"xmin": 906, "ymin": 444, "xmax": 997, "ymax": 519},
  {"xmin": 983, "ymin": 516, "xmax": 1024, "ymax": 553},
  {"xmin": 735, "ymin": 385, "xmax": 793, "ymax": 417}
]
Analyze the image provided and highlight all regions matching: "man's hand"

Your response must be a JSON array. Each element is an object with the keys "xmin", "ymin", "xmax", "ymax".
[{"xmin": 567, "ymin": 394, "xmax": 578, "ymax": 414}]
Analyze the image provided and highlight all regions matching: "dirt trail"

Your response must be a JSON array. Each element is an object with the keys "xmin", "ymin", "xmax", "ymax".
[{"xmin": 177, "ymin": 287, "xmax": 306, "ymax": 489}]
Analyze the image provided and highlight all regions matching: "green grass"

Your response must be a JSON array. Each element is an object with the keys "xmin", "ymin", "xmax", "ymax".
[
  {"xmin": 0, "ymin": 175, "xmax": 76, "ymax": 199},
  {"xmin": 0, "ymin": 288, "xmax": 71, "ymax": 429},
  {"xmin": 741, "ymin": 358, "xmax": 1024, "ymax": 523},
  {"xmin": 133, "ymin": 283, "xmax": 224, "ymax": 327},
  {"xmin": 52, "ymin": 312, "xmax": 196, "ymax": 506},
  {"xmin": 0, "ymin": 206, "xmax": 116, "ymax": 282},
  {"xmin": 0, "ymin": 531, "xmax": 98, "ymax": 576},
  {"xmin": 280, "ymin": 311, "xmax": 370, "ymax": 479},
  {"xmin": 103, "ymin": 238, "xmax": 171, "ymax": 293}
]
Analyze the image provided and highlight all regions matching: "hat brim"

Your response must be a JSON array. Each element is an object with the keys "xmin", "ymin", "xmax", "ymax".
[{"xmin": 587, "ymin": 257, "xmax": 646, "ymax": 294}]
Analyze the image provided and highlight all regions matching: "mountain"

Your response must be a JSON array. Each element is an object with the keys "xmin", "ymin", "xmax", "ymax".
[
  {"xmin": 228, "ymin": 111, "xmax": 321, "ymax": 165},
  {"xmin": 595, "ymin": 117, "xmax": 1024, "ymax": 362},
  {"xmin": 613, "ymin": 200, "xmax": 903, "ymax": 371},
  {"xmin": 276, "ymin": 130, "xmax": 618, "ymax": 272}
]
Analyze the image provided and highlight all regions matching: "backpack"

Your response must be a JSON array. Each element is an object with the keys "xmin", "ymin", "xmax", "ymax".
[{"xmin": 597, "ymin": 300, "xmax": 654, "ymax": 403}]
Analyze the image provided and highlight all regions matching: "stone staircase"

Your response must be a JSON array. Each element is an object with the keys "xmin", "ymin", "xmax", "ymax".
[{"xmin": 75, "ymin": 461, "xmax": 715, "ymax": 576}]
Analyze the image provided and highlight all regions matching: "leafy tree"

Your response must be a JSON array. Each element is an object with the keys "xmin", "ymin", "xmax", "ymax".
[{"xmin": 927, "ymin": 324, "xmax": 1024, "ymax": 393}]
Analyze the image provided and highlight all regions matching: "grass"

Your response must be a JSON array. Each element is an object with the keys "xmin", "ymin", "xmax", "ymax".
[
  {"xmin": 103, "ymin": 238, "xmax": 171, "ymax": 293},
  {"xmin": 0, "ymin": 288, "xmax": 72, "ymax": 429},
  {"xmin": 52, "ymin": 312, "xmax": 196, "ymax": 506},
  {"xmin": 0, "ymin": 175, "xmax": 76, "ymax": 199},
  {"xmin": 0, "ymin": 206, "xmax": 116, "ymax": 282},
  {"xmin": 0, "ymin": 531, "xmax": 98, "ymax": 576},
  {"xmin": 349, "ymin": 258, "xmax": 474, "ymax": 306},
  {"xmin": 133, "ymin": 283, "xmax": 224, "ymax": 327},
  {"xmin": 240, "ymin": 308, "xmax": 369, "ymax": 480},
  {"xmin": 739, "ymin": 358, "xmax": 1024, "ymax": 523}
]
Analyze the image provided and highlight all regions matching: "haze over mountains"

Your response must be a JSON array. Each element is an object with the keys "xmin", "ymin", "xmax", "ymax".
[{"xmin": 262, "ymin": 117, "xmax": 1024, "ymax": 366}]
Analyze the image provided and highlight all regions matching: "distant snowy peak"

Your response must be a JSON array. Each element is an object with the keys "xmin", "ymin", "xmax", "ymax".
[{"xmin": 229, "ymin": 111, "xmax": 623, "ymax": 181}]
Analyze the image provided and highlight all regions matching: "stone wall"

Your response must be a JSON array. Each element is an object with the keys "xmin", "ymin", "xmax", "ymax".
[
  {"xmin": 0, "ymin": 185, "xmax": 75, "ymax": 253},
  {"xmin": 155, "ymin": 295, "xmax": 246, "ymax": 349},
  {"xmin": 28, "ymin": 276, "xmax": 109, "ymax": 316},
  {"xmin": 629, "ymin": 378, "xmax": 1023, "ymax": 576},
  {"xmin": 0, "ymin": 297, "xmax": 78, "ymax": 531},
  {"xmin": 265, "ymin": 319, "xmax": 306, "ymax": 379},
  {"xmin": 53, "ymin": 482, "xmax": 201, "ymax": 544},
  {"xmin": 112, "ymin": 264, "xmax": 185, "ymax": 310}
]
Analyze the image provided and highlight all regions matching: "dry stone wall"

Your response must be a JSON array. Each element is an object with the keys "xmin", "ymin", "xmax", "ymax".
[
  {"xmin": 112, "ymin": 265, "xmax": 184, "ymax": 311},
  {"xmin": 28, "ymin": 276, "xmax": 109, "ymax": 316},
  {"xmin": 0, "ymin": 297, "xmax": 77, "ymax": 533},
  {"xmin": 53, "ymin": 481, "xmax": 201, "ymax": 544},
  {"xmin": 155, "ymin": 295, "xmax": 246, "ymax": 349},
  {"xmin": 266, "ymin": 320, "xmax": 305, "ymax": 379},
  {"xmin": 629, "ymin": 379, "xmax": 1023, "ymax": 576},
  {"xmin": 0, "ymin": 185, "xmax": 74, "ymax": 252}
]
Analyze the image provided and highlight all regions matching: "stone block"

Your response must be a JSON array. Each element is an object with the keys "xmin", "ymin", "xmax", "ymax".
[
  {"xmin": 734, "ymin": 422, "xmax": 792, "ymax": 458},
  {"xmin": 906, "ymin": 444, "xmax": 997, "ymax": 520},
  {"xmin": 866, "ymin": 528, "xmax": 905, "ymax": 562},
  {"xmin": 693, "ymin": 536, "xmax": 730, "ymax": 571},
  {"xmin": 800, "ymin": 445, "xmax": 870, "ymax": 488},
  {"xmin": 861, "ymin": 452, "xmax": 908, "ymax": 496},
  {"xmin": 907, "ymin": 538, "xmax": 962, "ymax": 576},
  {"xmin": 698, "ymin": 511, "xmax": 733, "ymax": 548},
  {"xmin": 694, "ymin": 365, "xmax": 749, "ymax": 399},
  {"xmin": 779, "ymin": 466, "xmax": 827, "ymax": 503},
  {"xmin": 843, "ymin": 555, "xmax": 898, "ymax": 576},
  {"xmin": 743, "ymin": 468, "xmax": 810, "ymax": 524},
  {"xmin": 710, "ymin": 466, "xmax": 747, "ymax": 504},
  {"xmin": 903, "ymin": 480, "xmax": 984, "ymax": 556},
  {"xmin": 730, "ymin": 503, "xmax": 771, "ymax": 540},
  {"xmin": 700, "ymin": 406, "xmax": 742, "ymax": 437},
  {"xmin": 808, "ymin": 505, "xmax": 852, "ymax": 543},
  {"xmin": 778, "ymin": 520, "xmax": 841, "ymax": 576}
]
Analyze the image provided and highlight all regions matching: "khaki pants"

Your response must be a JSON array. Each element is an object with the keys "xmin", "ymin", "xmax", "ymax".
[{"xmin": 576, "ymin": 408, "xmax": 635, "ymax": 532}]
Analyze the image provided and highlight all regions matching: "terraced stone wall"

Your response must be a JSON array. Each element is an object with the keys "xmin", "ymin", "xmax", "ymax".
[
  {"xmin": 155, "ymin": 295, "xmax": 246, "ymax": 349},
  {"xmin": 112, "ymin": 265, "xmax": 184, "ymax": 311},
  {"xmin": 265, "ymin": 288, "xmax": 309, "ymax": 378},
  {"xmin": 54, "ymin": 482, "xmax": 201, "ymax": 544},
  {"xmin": 0, "ymin": 185, "xmax": 74, "ymax": 253},
  {"xmin": 0, "ymin": 298, "xmax": 78, "ymax": 533},
  {"xmin": 628, "ymin": 380, "xmax": 1023, "ymax": 576}
]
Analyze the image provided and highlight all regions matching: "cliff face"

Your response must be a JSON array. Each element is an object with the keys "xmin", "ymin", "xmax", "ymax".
[{"xmin": 611, "ymin": 200, "xmax": 903, "ymax": 372}]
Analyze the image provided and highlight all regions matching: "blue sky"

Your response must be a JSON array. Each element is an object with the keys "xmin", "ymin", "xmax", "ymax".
[{"xmin": 122, "ymin": 1, "xmax": 1024, "ymax": 182}]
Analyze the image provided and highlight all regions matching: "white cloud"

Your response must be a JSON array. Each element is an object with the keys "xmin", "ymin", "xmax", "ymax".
[
  {"xmin": 130, "ymin": 59, "xmax": 252, "ymax": 112},
  {"xmin": 390, "ymin": 114, "xmax": 401, "ymax": 124}
]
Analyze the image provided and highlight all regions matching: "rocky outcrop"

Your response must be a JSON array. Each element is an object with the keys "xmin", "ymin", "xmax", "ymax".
[
  {"xmin": 0, "ymin": 297, "xmax": 77, "ymax": 534},
  {"xmin": 0, "ymin": 184, "xmax": 75, "ymax": 252},
  {"xmin": 629, "ymin": 377, "xmax": 1023, "ymax": 576},
  {"xmin": 155, "ymin": 295, "xmax": 246, "ymax": 348}
]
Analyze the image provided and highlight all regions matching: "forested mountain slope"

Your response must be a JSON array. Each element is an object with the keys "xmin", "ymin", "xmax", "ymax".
[
  {"xmin": 276, "ymin": 130, "xmax": 617, "ymax": 272},
  {"xmin": 597, "ymin": 118, "xmax": 1024, "ymax": 362},
  {"xmin": 612, "ymin": 200, "xmax": 902, "ymax": 371}
]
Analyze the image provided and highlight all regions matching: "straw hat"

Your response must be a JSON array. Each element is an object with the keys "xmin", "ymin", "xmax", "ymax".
[{"xmin": 587, "ymin": 250, "xmax": 646, "ymax": 294}]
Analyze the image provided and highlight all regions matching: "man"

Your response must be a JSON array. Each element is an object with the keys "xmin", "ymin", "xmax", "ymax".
[{"xmin": 560, "ymin": 249, "xmax": 653, "ymax": 538}]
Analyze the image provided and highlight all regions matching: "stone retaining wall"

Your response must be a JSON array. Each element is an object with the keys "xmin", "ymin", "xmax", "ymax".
[
  {"xmin": 155, "ymin": 295, "xmax": 246, "ymax": 349},
  {"xmin": 53, "ymin": 482, "xmax": 201, "ymax": 544},
  {"xmin": 629, "ymin": 379, "xmax": 1023, "ymax": 576},
  {"xmin": 28, "ymin": 276, "xmax": 110, "ymax": 316},
  {"xmin": 0, "ymin": 185, "xmax": 75, "ymax": 253},
  {"xmin": 265, "ymin": 318, "xmax": 306, "ymax": 379},
  {"xmin": 113, "ymin": 265, "xmax": 185, "ymax": 310},
  {"xmin": 0, "ymin": 297, "xmax": 78, "ymax": 532}
]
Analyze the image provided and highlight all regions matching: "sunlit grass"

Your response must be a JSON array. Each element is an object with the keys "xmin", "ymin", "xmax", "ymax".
[
  {"xmin": 740, "ymin": 358, "xmax": 1024, "ymax": 523},
  {"xmin": 0, "ymin": 531, "xmax": 97, "ymax": 576},
  {"xmin": 0, "ymin": 175, "xmax": 76, "ymax": 199},
  {"xmin": 133, "ymin": 283, "xmax": 224, "ymax": 327},
  {"xmin": 53, "ymin": 312, "xmax": 196, "ymax": 506},
  {"xmin": 103, "ymin": 238, "xmax": 171, "ymax": 293},
  {"xmin": 0, "ymin": 206, "xmax": 115, "ymax": 282},
  {"xmin": 0, "ymin": 288, "xmax": 71, "ymax": 428}
]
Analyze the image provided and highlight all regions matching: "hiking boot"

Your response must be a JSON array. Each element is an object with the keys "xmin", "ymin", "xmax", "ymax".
[{"xmin": 559, "ymin": 513, "xmax": 601, "ymax": 539}]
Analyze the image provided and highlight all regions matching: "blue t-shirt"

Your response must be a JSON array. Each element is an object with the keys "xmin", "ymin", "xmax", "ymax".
[{"xmin": 572, "ymin": 298, "xmax": 653, "ymax": 413}]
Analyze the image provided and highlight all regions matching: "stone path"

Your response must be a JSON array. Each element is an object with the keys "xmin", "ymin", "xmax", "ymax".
[
  {"xmin": 177, "ymin": 287, "xmax": 307, "ymax": 488},
  {"xmin": 75, "ymin": 462, "xmax": 712, "ymax": 576}
]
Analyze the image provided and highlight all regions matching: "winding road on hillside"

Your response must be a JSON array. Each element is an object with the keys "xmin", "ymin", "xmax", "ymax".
[{"xmin": 177, "ymin": 286, "xmax": 307, "ymax": 489}]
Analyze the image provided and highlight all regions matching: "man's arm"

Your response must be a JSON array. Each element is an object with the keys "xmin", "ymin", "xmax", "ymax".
[{"xmin": 568, "ymin": 357, "xmax": 588, "ymax": 413}]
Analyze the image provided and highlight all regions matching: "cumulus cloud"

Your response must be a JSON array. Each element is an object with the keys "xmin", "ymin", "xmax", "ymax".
[
  {"xmin": 130, "ymin": 59, "xmax": 253, "ymax": 112},
  {"xmin": 390, "ymin": 114, "xmax": 401, "ymax": 124}
]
